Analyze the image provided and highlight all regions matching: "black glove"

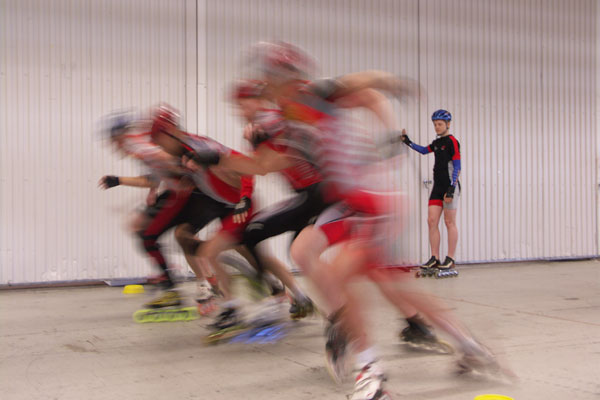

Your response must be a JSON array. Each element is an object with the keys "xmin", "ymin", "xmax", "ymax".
[
  {"xmin": 401, "ymin": 133, "xmax": 412, "ymax": 146},
  {"xmin": 185, "ymin": 150, "xmax": 221, "ymax": 166},
  {"xmin": 445, "ymin": 185, "xmax": 455, "ymax": 199},
  {"xmin": 250, "ymin": 126, "xmax": 271, "ymax": 148},
  {"xmin": 103, "ymin": 175, "xmax": 120, "ymax": 188},
  {"xmin": 234, "ymin": 196, "xmax": 251, "ymax": 216}
]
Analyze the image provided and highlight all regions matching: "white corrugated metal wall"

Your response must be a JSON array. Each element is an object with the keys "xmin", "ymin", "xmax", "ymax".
[
  {"xmin": 416, "ymin": 0, "xmax": 598, "ymax": 262},
  {"xmin": 0, "ymin": 0, "xmax": 597, "ymax": 284},
  {"xmin": 0, "ymin": 0, "xmax": 195, "ymax": 284},
  {"xmin": 199, "ymin": 0, "xmax": 598, "ymax": 265}
]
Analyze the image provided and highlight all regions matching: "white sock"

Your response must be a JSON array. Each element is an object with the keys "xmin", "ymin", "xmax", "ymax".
[{"xmin": 355, "ymin": 347, "xmax": 377, "ymax": 370}]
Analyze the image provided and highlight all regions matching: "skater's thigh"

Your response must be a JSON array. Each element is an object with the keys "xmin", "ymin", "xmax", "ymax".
[
  {"xmin": 330, "ymin": 243, "xmax": 369, "ymax": 284},
  {"xmin": 443, "ymin": 208, "xmax": 457, "ymax": 225},
  {"xmin": 201, "ymin": 231, "xmax": 237, "ymax": 261},
  {"xmin": 427, "ymin": 205, "xmax": 443, "ymax": 224},
  {"xmin": 290, "ymin": 225, "xmax": 329, "ymax": 266}
]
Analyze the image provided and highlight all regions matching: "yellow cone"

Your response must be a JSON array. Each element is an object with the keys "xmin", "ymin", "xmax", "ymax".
[{"xmin": 123, "ymin": 284, "xmax": 145, "ymax": 294}]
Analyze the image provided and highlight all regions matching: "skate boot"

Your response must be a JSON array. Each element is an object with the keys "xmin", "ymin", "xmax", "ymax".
[
  {"xmin": 247, "ymin": 296, "xmax": 287, "ymax": 327},
  {"xmin": 400, "ymin": 316, "xmax": 454, "ymax": 354},
  {"xmin": 436, "ymin": 256, "xmax": 459, "ymax": 278},
  {"xmin": 325, "ymin": 310, "xmax": 349, "ymax": 383},
  {"xmin": 209, "ymin": 307, "xmax": 242, "ymax": 330},
  {"xmin": 416, "ymin": 256, "xmax": 439, "ymax": 278},
  {"xmin": 196, "ymin": 281, "xmax": 215, "ymax": 302},
  {"xmin": 289, "ymin": 296, "xmax": 315, "ymax": 320},
  {"xmin": 456, "ymin": 340, "xmax": 514, "ymax": 379},
  {"xmin": 350, "ymin": 362, "xmax": 391, "ymax": 400},
  {"xmin": 196, "ymin": 281, "xmax": 218, "ymax": 315},
  {"xmin": 204, "ymin": 306, "xmax": 246, "ymax": 344},
  {"xmin": 144, "ymin": 289, "xmax": 182, "ymax": 309}
]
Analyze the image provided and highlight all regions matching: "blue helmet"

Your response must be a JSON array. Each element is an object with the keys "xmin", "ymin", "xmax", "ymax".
[{"xmin": 431, "ymin": 109, "xmax": 452, "ymax": 122}]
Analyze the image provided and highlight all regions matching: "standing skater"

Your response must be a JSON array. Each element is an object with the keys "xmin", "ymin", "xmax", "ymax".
[{"xmin": 402, "ymin": 110, "xmax": 461, "ymax": 277}]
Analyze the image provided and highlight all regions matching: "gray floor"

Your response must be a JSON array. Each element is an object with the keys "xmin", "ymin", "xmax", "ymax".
[{"xmin": 1, "ymin": 260, "xmax": 599, "ymax": 400}]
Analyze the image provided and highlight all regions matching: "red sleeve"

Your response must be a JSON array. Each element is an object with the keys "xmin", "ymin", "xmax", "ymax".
[
  {"xmin": 240, "ymin": 175, "xmax": 254, "ymax": 199},
  {"xmin": 449, "ymin": 136, "xmax": 461, "ymax": 161},
  {"xmin": 228, "ymin": 148, "xmax": 255, "ymax": 199}
]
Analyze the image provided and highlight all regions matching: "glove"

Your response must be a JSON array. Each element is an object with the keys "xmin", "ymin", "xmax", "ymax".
[
  {"xmin": 445, "ymin": 185, "xmax": 455, "ymax": 199},
  {"xmin": 101, "ymin": 175, "xmax": 120, "ymax": 188},
  {"xmin": 251, "ymin": 128, "xmax": 270, "ymax": 148},
  {"xmin": 244, "ymin": 124, "xmax": 270, "ymax": 148},
  {"xmin": 233, "ymin": 196, "xmax": 251, "ymax": 224},
  {"xmin": 184, "ymin": 150, "xmax": 221, "ymax": 166}
]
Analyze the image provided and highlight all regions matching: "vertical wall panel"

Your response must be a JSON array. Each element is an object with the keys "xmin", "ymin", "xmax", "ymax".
[
  {"xmin": 417, "ymin": 0, "xmax": 597, "ymax": 262},
  {"xmin": 1, "ymin": 0, "xmax": 194, "ymax": 284}
]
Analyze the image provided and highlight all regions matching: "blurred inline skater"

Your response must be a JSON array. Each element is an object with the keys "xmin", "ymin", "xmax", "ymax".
[
  {"xmin": 145, "ymin": 106, "xmax": 310, "ymax": 332},
  {"xmin": 99, "ymin": 108, "xmax": 220, "ymax": 309},
  {"xmin": 210, "ymin": 41, "xmax": 503, "ymax": 399}
]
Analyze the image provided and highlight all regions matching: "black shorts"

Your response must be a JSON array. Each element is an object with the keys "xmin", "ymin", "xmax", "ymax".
[
  {"xmin": 428, "ymin": 181, "xmax": 460, "ymax": 209},
  {"xmin": 242, "ymin": 183, "xmax": 330, "ymax": 247},
  {"xmin": 142, "ymin": 189, "xmax": 230, "ymax": 237}
]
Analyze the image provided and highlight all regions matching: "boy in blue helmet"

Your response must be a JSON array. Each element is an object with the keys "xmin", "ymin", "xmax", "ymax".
[{"xmin": 402, "ymin": 110, "xmax": 461, "ymax": 276}]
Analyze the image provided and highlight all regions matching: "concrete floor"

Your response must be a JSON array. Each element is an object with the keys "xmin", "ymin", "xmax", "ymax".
[{"xmin": 1, "ymin": 260, "xmax": 599, "ymax": 400}]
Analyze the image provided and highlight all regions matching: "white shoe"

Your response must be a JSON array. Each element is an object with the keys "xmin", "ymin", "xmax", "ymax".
[
  {"xmin": 350, "ymin": 362, "xmax": 390, "ymax": 400},
  {"xmin": 195, "ymin": 282, "xmax": 214, "ymax": 303}
]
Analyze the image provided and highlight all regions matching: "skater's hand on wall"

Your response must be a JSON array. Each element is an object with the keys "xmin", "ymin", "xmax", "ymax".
[{"xmin": 400, "ymin": 129, "xmax": 412, "ymax": 146}]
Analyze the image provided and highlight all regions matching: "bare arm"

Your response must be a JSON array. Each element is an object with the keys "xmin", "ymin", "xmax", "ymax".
[
  {"xmin": 119, "ymin": 176, "xmax": 158, "ymax": 188},
  {"xmin": 217, "ymin": 145, "xmax": 294, "ymax": 176},
  {"xmin": 334, "ymin": 70, "xmax": 422, "ymax": 100},
  {"xmin": 98, "ymin": 175, "xmax": 158, "ymax": 189},
  {"xmin": 334, "ymin": 88, "xmax": 399, "ymax": 132}
]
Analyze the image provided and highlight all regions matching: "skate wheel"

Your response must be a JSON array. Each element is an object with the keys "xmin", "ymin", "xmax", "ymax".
[{"xmin": 133, "ymin": 309, "xmax": 147, "ymax": 323}]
